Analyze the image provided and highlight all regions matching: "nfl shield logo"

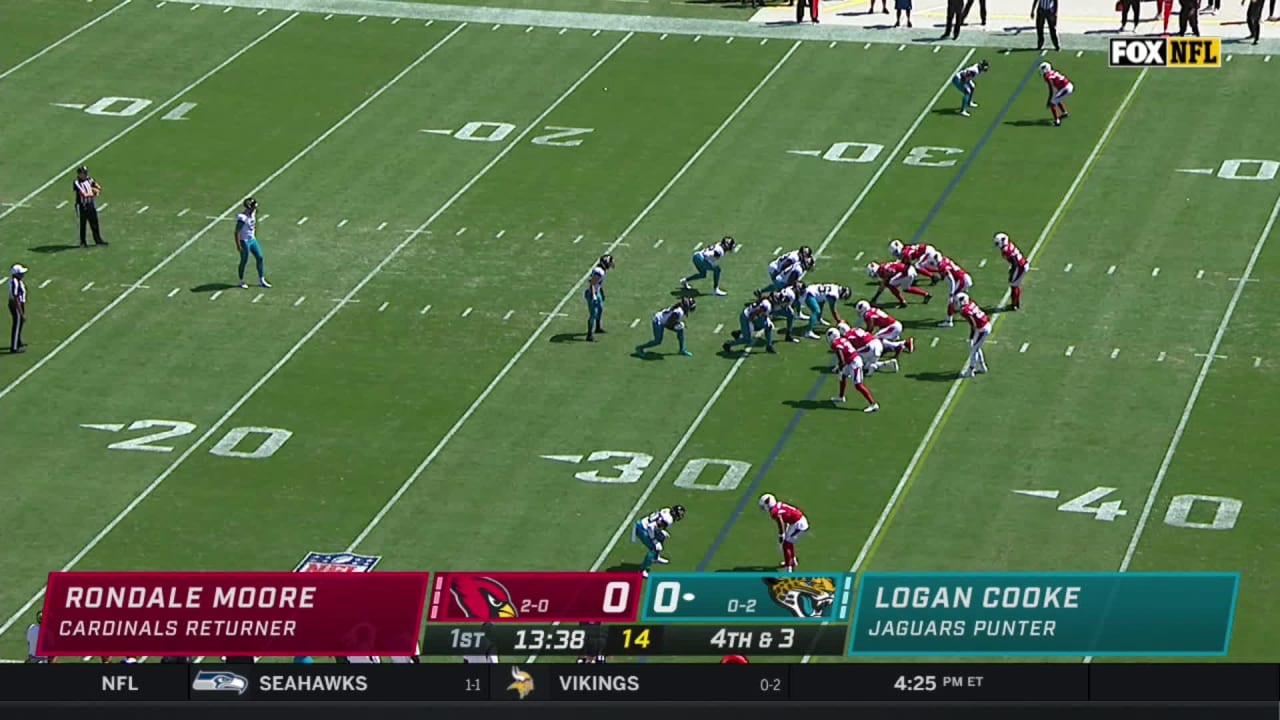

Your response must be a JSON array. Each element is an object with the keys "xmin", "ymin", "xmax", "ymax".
[{"xmin": 294, "ymin": 551, "xmax": 382, "ymax": 572}]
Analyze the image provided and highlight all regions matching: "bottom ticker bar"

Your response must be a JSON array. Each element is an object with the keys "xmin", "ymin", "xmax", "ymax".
[{"xmin": 489, "ymin": 663, "xmax": 788, "ymax": 701}]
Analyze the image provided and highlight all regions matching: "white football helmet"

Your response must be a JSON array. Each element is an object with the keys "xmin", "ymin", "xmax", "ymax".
[
  {"xmin": 837, "ymin": 321, "xmax": 851, "ymax": 334},
  {"xmin": 993, "ymin": 232, "xmax": 1010, "ymax": 250},
  {"xmin": 866, "ymin": 262, "xmax": 880, "ymax": 278},
  {"xmin": 924, "ymin": 249, "xmax": 942, "ymax": 265},
  {"xmin": 826, "ymin": 327, "xmax": 841, "ymax": 344},
  {"xmin": 1039, "ymin": 61, "xmax": 1052, "ymax": 75},
  {"xmin": 854, "ymin": 300, "xmax": 872, "ymax": 315},
  {"xmin": 954, "ymin": 292, "xmax": 970, "ymax": 308},
  {"xmin": 888, "ymin": 239, "xmax": 904, "ymax": 259},
  {"xmin": 758, "ymin": 493, "xmax": 778, "ymax": 511}
]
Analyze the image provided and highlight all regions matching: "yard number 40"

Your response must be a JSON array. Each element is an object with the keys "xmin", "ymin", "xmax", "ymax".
[{"xmin": 1058, "ymin": 486, "xmax": 1242, "ymax": 531}]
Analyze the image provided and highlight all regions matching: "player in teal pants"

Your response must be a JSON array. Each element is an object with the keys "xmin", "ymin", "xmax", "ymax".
[
  {"xmin": 723, "ymin": 297, "xmax": 777, "ymax": 354},
  {"xmin": 631, "ymin": 505, "xmax": 685, "ymax": 577},
  {"xmin": 234, "ymin": 197, "xmax": 271, "ymax": 289},
  {"xmin": 585, "ymin": 254, "xmax": 613, "ymax": 342},
  {"xmin": 635, "ymin": 297, "xmax": 696, "ymax": 357}
]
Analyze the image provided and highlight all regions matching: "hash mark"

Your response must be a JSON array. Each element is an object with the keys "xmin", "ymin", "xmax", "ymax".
[
  {"xmin": 1266, "ymin": 56, "xmax": 1272, "ymax": 62},
  {"xmin": 1151, "ymin": 267, "xmax": 1160, "ymax": 277},
  {"xmin": 1107, "ymin": 265, "xmax": 1116, "ymax": 275},
  {"xmin": 39, "ymin": 279, "xmax": 52, "ymax": 289},
  {"xmin": 222, "ymin": 5, "xmax": 231, "ymax": 11},
  {"xmin": 1019, "ymin": 342, "xmax": 1029, "ymax": 353},
  {"xmin": 461, "ymin": 307, "xmax": 473, "ymax": 317},
  {"xmin": 324, "ymin": 12, "xmax": 332, "ymax": 18},
  {"xmin": 693, "ymin": 242, "xmax": 702, "ymax": 251},
  {"xmin": 56, "ymin": 200, "xmax": 68, "ymax": 209},
  {"xmin": 930, "ymin": 337, "xmax": 940, "ymax": 348},
  {"xmin": 714, "ymin": 323, "xmax": 724, "ymax": 334},
  {"xmin": 1226, "ymin": 55, "xmax": 1233, "ymax": 62},
  {"xmin": 253, "ymin": 293, "xmax": 263, "ymax": 304},
  {"xmin": 726, "ymin": 36, "xmax": 733, "ymax": 44},
  {"xmin": 210, "ymin": 291, "xmax": 222, "ymax": 301},
  {"xmin": 97, "ymin": 203, "xmax": 108, "ymax": 211},
  {"xmin": 426, "ymin": 19, "xmax": 433, "ymax": 25},
  {"xmin": 933, "ymin": 46, "xmax": 940, "ymax": 53},
  {"xmin": 358, "ymin": 15, "xmax": 367, "ymax": 22},
  {"xmin": 157, "ymin": 1, "xmax": 165, "ymax": 5},
  {"xmin": 526, "ymin": 25, "xmax": 533, "ymax": 32},
  {"xmin": 1196, "ymin": 269, "xmax": 1204, "ymax": 280},
  {"xmin": 592, "ymin": 29, "xmax": 600, "ymax": 36},
  {"xmin": 377, "ymin": 222, "xmax": 388, "ymax": 231},
  {"xmin": 167, "ymin": 288, "xmax": 179, "ymax": 298},
  {"xmin": 260, "ymin": 214, "xmax": 269, "ymax": 220},
  {"xmin": 1110, "ymin": 348, "xmax": 1120, "ymax": 360},
  {"xmin": 694, "ymin": 35, "xmax": 702, "ymax": 41},
  {"xmin": 1227, "ymin": 277, "xmax": 1259, "ymax": 282},
  {"xmin": 257, "ymin": 8, "xmax": 266, "ymax": 14},
  {"xmin": 977, "ymin": 258, "xmax": 987, "ymax": 268},
  {"xmin": 136, "ymin": 205, "xmax": 149, "ymax": 214},
  {"xmin": 81, "ymin": 282, "xmax": 93, "ymax": 292},
  {"xmin": 1065, "ymin": 345, "xmax": 1075, "ymax": 357},
  {"xmin": 1255, "ymin": 357, "xmax": 1263, "ymax": 368},
  {"xmin": 338, "ymin": 219, "xmax": 348, "ymax": 228},
  {"xmin": 294, "ymin": 296, "xmax": 306, "ymax": 307},
  {"xmin": 190, "ymin": 4, "xmax": 199, "ymax": 9},
  {"xmin": 503, "ymin": 310, "xmax": 514, "ymax": 321},
  {"xmin": 574, "ymin": 234, "xmax": 584, "ymax": 244},
  {"xmin": 420, "ymin": 305, "xmax": 431, "ymax": 315},
  {"xmin": 535, "ymin": 231, "xmax": 545, "ymax": 240},
  {"xmin": 660, "ymin": 33, "xmax": 668, "ymax": 39},
  {"xmin": 1157, "ymin": 352, "xmax": 1166, "ymax": 362},
  {"xmin": 496, "ymin": 230, "xmax": 506, "ymax": 239},
  {"xmin": 177, "ymin": 208, "xmax": 189, "ymax": 217},
  {"xmin": 1194, "ymin": 352, "xmax": 1228, "ymax": 360},
  {"xmin": 854, "ymin": 251, "xmax": 864, "ymax": 261},
  {"xmin": 760, "ymin": 39, "xmax": 767, "ymax": 45},
  {"xmin": 392, "ymin": 17, "xmax": 400, "ymax": 23},
  {"xmin": 559, "ymin": 28, "xmax": 568, "ymax": 34},
  {"xmin": 297, "ymin": 216, "xmax": 308, "ymax": 226},
  {"xmin": 378, "ymin": 301, "xmax": 389, "ymax": 312},
  {"xmin": 897, "ymin": 44, "xmax": 905, "ymax": 51},
  {"xmin": 653, "ymin": 238, "xmax": 664, "ymax": 249},
  {"xmin": 456, "ymin": 227, "xmax": 467, "ymax": 236},
  {"xmin": 864, "ymin": 43, "xmax": 871, "ymax": 49},
  {"xmin": 1075, "ymin": 50, "xmax": 1083, "ymax": 57},
  {"xmin": 1064, "ymin": 263, "xmax": 1072, "ymax": 272},
  {"xmin": 630, "ymin": 318, "xmax": 640, "ymax": 329},
  {"xmin": 773, "ymin": 246, "xmax": 783, "ymax": 255}
]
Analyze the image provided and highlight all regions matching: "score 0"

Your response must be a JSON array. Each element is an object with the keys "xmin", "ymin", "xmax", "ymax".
[{"xmin": 649, "ymin": 579, "xmax": 757, "ymax": 617}]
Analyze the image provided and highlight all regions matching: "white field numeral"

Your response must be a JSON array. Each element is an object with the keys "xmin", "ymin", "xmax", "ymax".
[
  {"xmin": 1163, "ymin": 494, "xmax": 1242, "ymax": 531},
  {"xmin": 1057, "ymin": 486, "xmax": 1128, "ymax": 522},
  {"xmin": 454, "ymin": 121, "xmax": 517, "ymax": 143},
  {"xmin": 574, "ymin": 451, "xmax": 654, "ymax": 484},
  {"xmin": 531, "ymin": 126, "xmax": 594, "ymax": 147},
  {"xmin": 822, "ymin": 142, "xmax": 884, "ymax": 164},
  {"xmin": 673, "ymin": 458, "xmax": 750, "ymax": 492},
  {"xmin": 903, "ymin": 145, "xmax": 965, "ymax": 168},
  {"xmin": 444, "ymin": 121, "xmax": 594, "ymax": 147},
  {"xmin": 810, "ymin": 141, "xmax": 966, "ymax": 168},
  {"xmin": 102, "ymin": 418, "xmax": 291, "ymax": 460},
  {"xmin": 1217, "ymin": 159, "xmax": 1278, "ymax": 181},
  {"xmin": 83, "ymin": 96, "xmax": 152, "ymax": 117}
]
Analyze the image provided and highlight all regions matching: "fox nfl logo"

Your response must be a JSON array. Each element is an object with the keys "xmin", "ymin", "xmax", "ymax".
[{"xmin": 1109, "ymin": 37, "xmax": 1221, "ymax": 68}]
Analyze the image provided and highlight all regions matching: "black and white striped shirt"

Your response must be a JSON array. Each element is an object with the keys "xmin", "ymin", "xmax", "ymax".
[
  {"xmin": 9, "ymin": 276, "xmax": 25, "ymax": 305},
  {"xmin": 73, "ymin": 177, "xmax": 97, "ymax": 209},
  {"xmin": 1034, "ymin": 0, "xmax": 1055, "ymax": 10}
]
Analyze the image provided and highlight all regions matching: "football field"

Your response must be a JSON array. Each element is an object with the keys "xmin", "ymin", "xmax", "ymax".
[{"xmin": 1, "ymin": 0, "xmax": 1277, "ymax": 665}]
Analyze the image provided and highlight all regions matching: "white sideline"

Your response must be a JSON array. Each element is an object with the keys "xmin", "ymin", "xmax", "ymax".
[
  {"xmin": 526, "ymin": 48, "xmax": 980, "ymax": 664},
  {"xmin": 0, "ymin": 23, "xmax": 471, "ymax": 641},
  {"xmin": 343, "ymin": 39, "xmax": 802, "ymax": 554},
  {"xmin": 808, "ymin": 68, "xmax": 1151, "ymax": 663},
  {"xmin": 0, "ymin": 0, "xmax": 133, "ymax": 81},
  {"xmin": 0, "ymin": 12, "xmax": 301, "ymax": 399}
]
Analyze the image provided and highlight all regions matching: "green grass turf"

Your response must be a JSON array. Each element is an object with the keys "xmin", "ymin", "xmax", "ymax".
[{"xmin": 0, "ymin": 0, "xmax": 1277, "ymax": 666}]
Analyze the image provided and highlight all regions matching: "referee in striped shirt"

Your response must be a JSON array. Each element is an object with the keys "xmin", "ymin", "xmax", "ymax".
[
  {"xmin": 74, "ymin": 166, "xmax": 108, "ymax": 247},
  {"xmin": 9, "ymin": 264, "xmax": 27, "ymax": 354},
  {"xmin": 26, "ymin": 612, "xmax": 50, "ymax": 663},
  {"xmin": 1031, "ymin": 0, "xmax": 1061, "ymax": 51}
]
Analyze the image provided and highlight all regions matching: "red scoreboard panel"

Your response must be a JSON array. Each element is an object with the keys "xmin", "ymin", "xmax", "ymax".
[{"xmin": 427, "ymin": 572, "xmax": 643, "ymax": 623}]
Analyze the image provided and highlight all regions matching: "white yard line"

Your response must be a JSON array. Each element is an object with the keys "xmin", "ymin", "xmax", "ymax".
[
  {"xmin": 344, "ymin": 40, "xmax": 803, "ymax": 558},
  {"xmin": 0, "ymin": 24, "xmax": 473, "ymax": 639},
  {"xmin": 1080, "ymin": 176, "xmax": 1280, "ymax": 664},
  {"xmin": 525, "ymin": 49, "xmax": 979, "ymax": 664},
  {"xmin": 0, "ymin": 20, "xmax": 461, "ymax": 405},
  {"xmin": 804, "ymin": 68, "xmax": 1150, "ymax": 664},
  {"xmin": 0, "ymin": 0, "xmax": 133, "ymax": 81},
  {"xmin": 0, "ymin": 13, "xmax": 297, "ymax": 226}
]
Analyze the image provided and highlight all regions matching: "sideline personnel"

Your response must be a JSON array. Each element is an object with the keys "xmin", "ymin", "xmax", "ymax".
[
  {"xmin": 9, "ymin": 264, "xmax": 27, "ymax": 354},
  {"xmin": 73, "ymin": 166, "xmax": 108, "ymax": 247},
  {"xmin": 26, "ymin": 612, "xmax": 50, "ymax": 663},
  {"xmin": 1032, "ymin": 0, "xmax": 1061, "ymax": 50}
]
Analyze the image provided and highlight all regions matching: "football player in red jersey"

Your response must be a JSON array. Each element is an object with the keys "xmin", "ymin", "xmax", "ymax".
[
  {"xmin": 889, "ymin": 239, "xmax": 941, "ymax": 283},
  {"xmin": 758, "ymin": 493, "xmax": 810, "ymax": 571},
  {"xmin": 827, "ymin": 327, "xmax": 883, "ymax": 413},
  {"xmin": 928, "ymin": 252, "xmax": 975, "ymax": 328},
  {"xmin": 994, "ymin": 232, "xmax": 1028, "ymax": 310},
  {"xmin": 953, "ymin": 292, "xmax": 991, "ymax": 377},
  {"xmin": 867, "ymin": 261, "xmax": 932, "ymax": 308},
  {"xmin": 1039, "ymin": 62, "xmax": 1073, "ymax": 127}
]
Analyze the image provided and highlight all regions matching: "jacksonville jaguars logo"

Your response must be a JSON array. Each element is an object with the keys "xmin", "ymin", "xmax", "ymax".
[{"xmin": 763, "ymin": 576, "xmax": 836, "ymax": 618}]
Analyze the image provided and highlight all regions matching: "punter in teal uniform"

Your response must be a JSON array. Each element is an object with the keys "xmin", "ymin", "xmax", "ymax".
[
  {"xmin": 631, "ymin": 505, "xmax": 685, "ymax": 577},
  {"xmin": 234, "ymin": 197, "xmax": 271, "ymax": 289},
  {"xmin": 584, "ymin": 254, "xmax": 613, "ymax": 342}
]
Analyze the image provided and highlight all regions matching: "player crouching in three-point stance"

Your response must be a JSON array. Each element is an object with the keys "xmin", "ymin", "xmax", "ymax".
[
  {"xmin": 680, "ymin": 236, "xmax": 737, "ymax": 296},
  {"xmin": 635, "ymin": 297, "xmax": 696, "ymax": 357},
  {"xmin": 953, "ymin": 292, "xmax": 991, "ymax": 378},
  {"xmin": 759, "ymin": 494, "xmax": 809, "ymax": 572},
  {"xmin": 827, "ymin": 327, "xmax": 887, "ymax": 413},
  {"xmin": 854, "ymin": 300, "xmax": 915, "ymax": 353},
  {"xmin": 585, "ymin": 254, "xmax": 614, "ymax": 342},
  {"xmin": 929, "ymin": 251, "xmax": 974, "ymax": 328},
  {"xmin": 994, "ymin": 232, "xmax": 1028, "ymax": 310},
  {"xmin": 1040, "ymin": 62, "xmax": 1073, "ymax": 127},
  {"xmin": 951, "ymin": 59, "xmax": 990, "ymax": 117},
  {"xmin": 632, "ymin": 505, "xmax": 685, "ymax": 578},
  {"xmin": 868, "ymin": 261, "xmax": 931, "ymax": 308}
]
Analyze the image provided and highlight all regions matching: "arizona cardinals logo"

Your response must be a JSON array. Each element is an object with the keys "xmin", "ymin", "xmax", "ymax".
[{"xmin": 450, "ymin": 576, "xmax": 518, "ymax": 619}]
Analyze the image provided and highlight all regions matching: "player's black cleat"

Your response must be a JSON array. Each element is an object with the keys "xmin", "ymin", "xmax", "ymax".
[
  {"xmin": 586, "ymin": 334, "xmax": 596, "ymax": 342},
  {"xmin": 896, "ymin": 302, "xmax": 907, "ymax": 309},
  {"xmin": 731, "ymin": 330, "xmax": 742, "ymax": 340},
  {"xmin": 923, "ymin": 293, "xmax": 933, "ymax": 304},
  {"xmin": 766, "ymin": 346, "xmax": 777, "ymax": 354},
  {"xmin": 722, "ymin": 342, "xmax": 733, "ymax": 353}
]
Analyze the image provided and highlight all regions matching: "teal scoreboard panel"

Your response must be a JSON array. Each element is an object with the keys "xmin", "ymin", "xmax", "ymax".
[{"xmin": 604, "ymin": 572, "xmax": 856, "ymax": 656}]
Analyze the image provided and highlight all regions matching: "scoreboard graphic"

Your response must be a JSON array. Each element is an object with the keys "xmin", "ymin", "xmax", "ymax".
[
  {"xmin": 427, "ymin": 572, "xmax": 643, "ymax": 623},
  {"xmin": 640, "ymin": 572, "xmax": 855, "ymax": 624}
]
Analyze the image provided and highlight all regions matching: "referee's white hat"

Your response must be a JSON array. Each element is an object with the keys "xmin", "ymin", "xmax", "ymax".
[{"xmin": 11, "ymin": 264, "xmax": 27, "ymax": 276}]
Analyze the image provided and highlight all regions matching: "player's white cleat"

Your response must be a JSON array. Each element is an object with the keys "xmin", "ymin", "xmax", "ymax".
[
  {"xmin": 238, "ymin": 281, "xmax": 248, "ymax": 289},
  {"xmin": 970, "ymin": 102, "xmax": 979, "ymax": 108},
  {"xmin": 937, "ymin": 320, "xmax": 953, "ymax": 328},
  {"xmin": 880, "ymin": 359, "xmax": 900, "ymax": 373},
  {"xmin": 863, "ymin": 403, "xmax": 880, "ymax": 413},
  {"xmin": 260, "ymin": 279, "xmax": 272, "ymax": 288},
  {"xmin": 655, "ymin": 556, "xmax": 670, "ymax": 565},
  {"xmin": 714, "ymin": 288, "xmax": 727, "ymax": 296},
  {"xmin": 976, "ymin": 364, "xmax": 989, "ymax": 374},
  {"xmin": 831, "ymin": 396, "xmax": 846, "ymax": 404},
  {"xmin": 819, "ymin": 319, "xmax": 830, "ymax": 327},
  {"xmin": 960, "ymin": 110, "xmax": 971, "ymax": 117},
  {"xmin": 680, "ymin": 279, "xmax": 691, "ymax": 290},
  {"xmin": 642, "ymin": 570, "xmax": 649, "ymax": 578},
  {"xmin": 797, "ymin": 313, "xmax": 811, "ymax": 321},
  {"xmin": 959, "ymin": 369, "xmax": 974, "ymax": 378},
  {"xmin": 805, "ymin": 331, "xmax": 820, "ymax": 340}
]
